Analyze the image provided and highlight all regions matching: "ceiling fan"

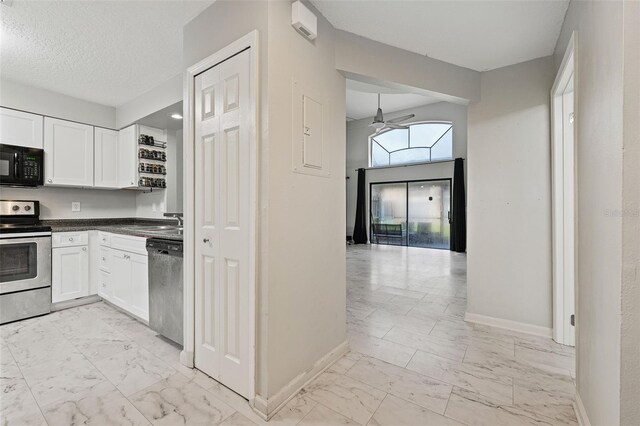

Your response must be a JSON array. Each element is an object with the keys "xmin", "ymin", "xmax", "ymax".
[{"xmin": 369, "ymin": 93, "xmax": 415, "ymax": 132}]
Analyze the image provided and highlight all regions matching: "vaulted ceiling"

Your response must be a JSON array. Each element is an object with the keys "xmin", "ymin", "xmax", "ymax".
[
  {"xmin": 311, "ymin": 0, "xmax": 570, "ymax": 72},
  {"xmin": 0, "ymin": 0, "xmax": 212, "ymax": 107}
]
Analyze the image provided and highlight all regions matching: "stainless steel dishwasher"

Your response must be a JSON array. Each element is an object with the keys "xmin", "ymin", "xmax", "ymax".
[{"xmin": 146, "ymin": 238, "xmax": 183, "ymax": 346}]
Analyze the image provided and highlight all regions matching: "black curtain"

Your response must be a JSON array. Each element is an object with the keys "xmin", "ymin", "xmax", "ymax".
[
  {"xmin": 450, "ymin": 158, "xmax": 466, "ymax": 252},
  {"xmin": 353, "ymin": 168, "xmax": 368, "ymax": 244}
]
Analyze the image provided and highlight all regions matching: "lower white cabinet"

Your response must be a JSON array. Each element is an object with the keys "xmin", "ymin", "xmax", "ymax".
[
  {"xmin": 99, "ymin": 233, "xmax": 149, "ymax": 322},
  {"xmin": 52, "ymin": 233, "xmax": 90, "ymax": 303}
]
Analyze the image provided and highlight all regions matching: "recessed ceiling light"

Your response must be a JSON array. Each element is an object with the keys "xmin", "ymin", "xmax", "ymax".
[{"xmin": 170, "ymin": 113, "xmax": 183, "ymax": 120}]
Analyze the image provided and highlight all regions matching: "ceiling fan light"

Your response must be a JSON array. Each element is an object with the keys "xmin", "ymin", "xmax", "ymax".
[{"xmin": 371, "ymin": 121, "xmax": 385, "ymax": 130}]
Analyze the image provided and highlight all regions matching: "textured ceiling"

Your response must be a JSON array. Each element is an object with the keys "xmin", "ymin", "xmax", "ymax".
[
  {"xmin": 0, "ymin": 0, "xmax": 212, "ymax": 107},
  {"xmin": 346, "ymin": 79, "xmax": 440, "ymax": 120},
  {"xmin": 311, "ymin": 0, "xmax": 569, "ymax": 72}
]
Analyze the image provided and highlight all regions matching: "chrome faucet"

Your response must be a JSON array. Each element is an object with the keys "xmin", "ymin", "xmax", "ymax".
[{"xmin": 164, "ymin": 212, "xmax": 184, "ymax": 226}]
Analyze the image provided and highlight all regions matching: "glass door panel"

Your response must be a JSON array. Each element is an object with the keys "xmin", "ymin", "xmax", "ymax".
[
  {"xmin": 370, "ymin": 183, "xmax": 407, "ymax": 246},
  {"xmin": 408, "ymin": 180, "xmax": 451, "ymax": 249}
]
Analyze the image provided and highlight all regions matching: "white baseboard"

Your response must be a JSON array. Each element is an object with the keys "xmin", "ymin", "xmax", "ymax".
[
  {"xmin": 464, "ymin": 312, "xmax": 553, "ymax": 338},
  {"xmin": 574, "ymin": 391, "xmax": 591, "ymax": 426},
  {"xmin": 180, "ymin": 350, "xmax": 194, "ymax": 368},
  {"xmin": 251, "ymin": 340, "xmax": 349, "ymax": 420}
]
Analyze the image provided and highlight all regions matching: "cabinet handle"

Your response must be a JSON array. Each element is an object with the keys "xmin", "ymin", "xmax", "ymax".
[
  {"xmin": 48, "ymin": 179, "xmax": 52, "ymax": 183},
  {"xmin": 69, "ymin": 237, "xmax": 74, "ymax": 242},
  {"xmin": 124, "ymin": 254, "xmax": 130, "ymax": 260},
  {"xmin": 102, "ymin": 257, "xmax": 106, "ymax": 261},
  {"xmin": 82, "ymin": 247, "xmax": 87, "ymax": 251},
  {"xmin": 203, "ymin": 238, "xmax": 210, "ymax": 243}
]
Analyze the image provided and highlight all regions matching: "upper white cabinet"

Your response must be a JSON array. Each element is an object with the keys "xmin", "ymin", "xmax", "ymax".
[
  {"xmin": 44, "ymin": 117, "xmax": 94, "ymax": 187},
  {"xmin": 94, "ymin": 127, "xmax": 119, "ymax": 188},
  {"xmin": 0, "ymin": 108, "xmax": 44, "ymax": 149},
  {"xmin": 118, "ymin": 125, "xmax": 138, "ymax": 188}
]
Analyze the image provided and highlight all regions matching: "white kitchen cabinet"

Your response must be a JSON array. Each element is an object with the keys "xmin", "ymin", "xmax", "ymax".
[
  {"xmin": 128, "ymin": 253, "xmax": 149, "ymax": 320},
  {"xmin": 98, "ymin": 269, "xmax": 111, "ymax": 300},
  {"xmin": 94, "ymin": 127, "xmax": 119, "ymax": 188},
  {"xmin": 52, "ymin": 243, "xmax": 89, "ymax": 303},
  {"xmin": 118, "ymin": 124, "xmax": 138, "ymax": 188},
  {"xmin": 0, "ymin": 108, "xmax": 44, "ymax": 149},
  {"xmin": 44, "ymin": 117, "xmax": 94, "ymax": 187},
  {"xmin": 101, "ymin": 232, "xmax": 149, "ymax": 322},
  {"xmin": 109, "ymin": 249, "xmax": 131, "ymax": 311}
]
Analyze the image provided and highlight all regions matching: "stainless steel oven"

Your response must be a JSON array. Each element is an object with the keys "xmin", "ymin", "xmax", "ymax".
[{"xmin": 0, "ymin": 201, "xmax": 52, "ymax": 324}]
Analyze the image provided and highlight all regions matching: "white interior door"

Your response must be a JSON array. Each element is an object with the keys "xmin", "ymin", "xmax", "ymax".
[
  {"xmin": 561, "ymin": 80, "xmax": 575, "ymax": 346},
  {"xmin": 194, "ymin": 48, "xmax": 252, "ymax": 398}
]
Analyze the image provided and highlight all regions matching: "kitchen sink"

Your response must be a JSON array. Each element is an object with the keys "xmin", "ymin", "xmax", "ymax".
[{"xmin": 123, "ymin": 225, "xmax": 183, "ymax": 234}]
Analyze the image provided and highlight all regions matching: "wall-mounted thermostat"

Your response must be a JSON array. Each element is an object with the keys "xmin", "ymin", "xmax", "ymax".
[{"xmin": 291, "ymin": 1, "xmax": 317, "ymax": 40}]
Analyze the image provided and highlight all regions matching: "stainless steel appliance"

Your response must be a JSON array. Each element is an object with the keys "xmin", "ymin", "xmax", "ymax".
[
  {"xmin": 0, "ymin": 200, "xmax": 52, "ymax": 324},
  {"xmin": 0, "ymin": 144, "xmax": 45, "ymax": 187},
  {"xmin": 146, "ymin": 238, "xmax": 183, "ymax": 346}
]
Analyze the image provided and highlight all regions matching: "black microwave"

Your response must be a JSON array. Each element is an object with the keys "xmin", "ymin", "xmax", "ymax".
[{"xmin": 0, "ymin": 144, "xmax": 44, "ymax": 187}]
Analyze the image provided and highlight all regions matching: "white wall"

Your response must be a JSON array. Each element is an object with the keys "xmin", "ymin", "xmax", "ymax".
[
  {"xmin": 554, "ymin": 1, "xmax": 638, "ymax": 424},
  {"xmin": 346, "ymin": 102, "xmax": 467, "ymax": 237},
  {"xmin": 335, "ymin": 30, "xmax": 480, "ymax": 104},
  {"xmin": 467, "ymin": 56, "xmax": 555, "ymax": 329},
  {"xmin": 115, "ymin": 74, "xmax": 182, "ymax": 129},
  {"xmin": 0, "ymin": 79, "xmax": 116, "ymax": 128},
  {"xmin": 0, "ymin": 186, "xmax": 136, "ymax": 219}
]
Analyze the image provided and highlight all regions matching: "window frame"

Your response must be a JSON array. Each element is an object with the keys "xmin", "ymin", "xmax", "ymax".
[{"xmin": 368, "ymin": 120, "xmax": 453, "ymax": 168}]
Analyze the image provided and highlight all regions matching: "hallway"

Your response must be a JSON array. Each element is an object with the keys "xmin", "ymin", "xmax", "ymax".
[{"xmin": 289, "ymin": 245, "xmax": 577, "ymax": 425}]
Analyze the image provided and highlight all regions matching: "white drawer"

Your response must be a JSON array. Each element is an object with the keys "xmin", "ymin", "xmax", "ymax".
[
  {"xmin": 99, "ymin": 247, "xmax": 110, "ymax": 272},
  {"xmin": 110, "ymin": 233, "xmax": 147, "ymax": 256},
  {"xmin": 98, "ymin": 232, "xmax": 111, "ymax": 247},
  {"xmin": 52, "ymin": 231, "xmax": 89, "ymax": 248}
]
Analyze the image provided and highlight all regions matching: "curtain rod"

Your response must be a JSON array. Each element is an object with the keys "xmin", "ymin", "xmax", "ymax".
[{"xmin": 354, "ymin": 157, "xmax": 464, "ymax": 172}]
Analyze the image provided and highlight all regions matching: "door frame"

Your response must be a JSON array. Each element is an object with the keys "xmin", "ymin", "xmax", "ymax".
[
  {"xmin": 182, "ymin": 30, "xmax": 259, "ymax": 400},
  {"xmin": 550, "ymin": 31, "xmax": 577, "ymax": 346},
  {"xmin": 368, "ymin": 177, "xmax": 452, "ymax": 249}
]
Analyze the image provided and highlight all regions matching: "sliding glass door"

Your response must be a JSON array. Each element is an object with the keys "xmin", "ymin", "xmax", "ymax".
[
  {"xmin": 370, "ymin": 179, "xmax": 451, "ymax": 249},
  {"xmin": 370, "ymin": 183, "xmax": 407, "ymax": 246}
]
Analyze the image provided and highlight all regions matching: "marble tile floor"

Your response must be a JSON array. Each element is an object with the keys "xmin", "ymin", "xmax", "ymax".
[{"xmin": 0, "ymin": 244, "xmax": 576, "ymax": 425}]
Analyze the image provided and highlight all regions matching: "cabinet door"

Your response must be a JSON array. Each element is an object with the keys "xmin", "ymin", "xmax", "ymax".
[
  {"xmin": 94, "ymin": 128, "xmax": 119, "ymax": 188},
  {"xmin": 118, "ymin": 125, "xmax": 138, "ymax": 188},
  {"xmin": 109, "ymin": 250, "xmax": 131, "ymax": 311},
  {"xmin": 98, "ymin": 270, "xmax": 111, "ymax": 300},
  {"xmin": 44, "ymin": 117, "xmax": 94, "ymax": 187},
  {"xmin": 0, "ymin": 108, "xmax": 44, "ymax": 149},
  {"xmin": 129, "ymin": 252, "xmax": 149, "ymax": 322},
  {"xmin": 52, "ymin": 246, "xmax": 89, "ymax": 303}
]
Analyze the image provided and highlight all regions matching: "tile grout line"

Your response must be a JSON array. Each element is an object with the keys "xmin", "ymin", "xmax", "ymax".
[{"xmin": 3, "ymin": 338, "xmax": 51, "ymax": 426}]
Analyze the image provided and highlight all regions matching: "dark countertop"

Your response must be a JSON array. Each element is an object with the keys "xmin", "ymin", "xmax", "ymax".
[{"xmin": 41, "ymin": 218, "xmax": 183, "ymax": 241}]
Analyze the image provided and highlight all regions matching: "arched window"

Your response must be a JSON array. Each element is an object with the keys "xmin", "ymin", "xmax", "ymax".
[{"xmin": 369, "ymin": 122, "xmax": 453, "ymax": 168}]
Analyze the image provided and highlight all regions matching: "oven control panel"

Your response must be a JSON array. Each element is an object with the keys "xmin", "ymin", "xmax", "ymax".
[{"xmin": 0, "ymin": 201, "xmax": 38, "ymax": 216}]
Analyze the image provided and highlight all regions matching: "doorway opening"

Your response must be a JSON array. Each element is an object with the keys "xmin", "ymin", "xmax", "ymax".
[
  {"xmin": 370, "ymin": 179, "xmax": 451, "ymax": 249},
  {"xmin": 551, "ymin": 32, "xmax": 576, "ymax": 347}
]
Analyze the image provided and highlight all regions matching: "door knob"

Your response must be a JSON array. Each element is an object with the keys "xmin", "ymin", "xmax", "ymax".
[{"xmin": 203, "ymin": 238, "xmax": 210, "ymax": 243}]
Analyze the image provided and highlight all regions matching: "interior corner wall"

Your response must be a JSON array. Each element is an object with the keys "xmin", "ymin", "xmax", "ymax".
[
  {"xmin": 0, "ymin": 79, "xmax": 116, "ymax": 129},
  {"xmin": 345, "ymin": 102, "xmax": 468, "ymax": 237},
  {"xmin": 621, "ymin": 3, "xmax": 640, "ymax": 425},
  {"xmin": 554, "ymin": 2, "xmax": 625, "ymax": 424},
  {"xmin": 467, "ymin": 56, "xmax": 555, "ymax": 329},
  {"xmin": 265, "ymin": 0, "xmax": 346, "ymax": 399}
]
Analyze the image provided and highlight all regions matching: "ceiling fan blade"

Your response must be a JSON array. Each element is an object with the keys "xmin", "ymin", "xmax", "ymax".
[
  {"xmin": 387, "ymin": 114, "xmax": 415, "ymax": 124},
  {"xmin": 386, "ymin": 123, "xmax": 409, "ymax": 129}
]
